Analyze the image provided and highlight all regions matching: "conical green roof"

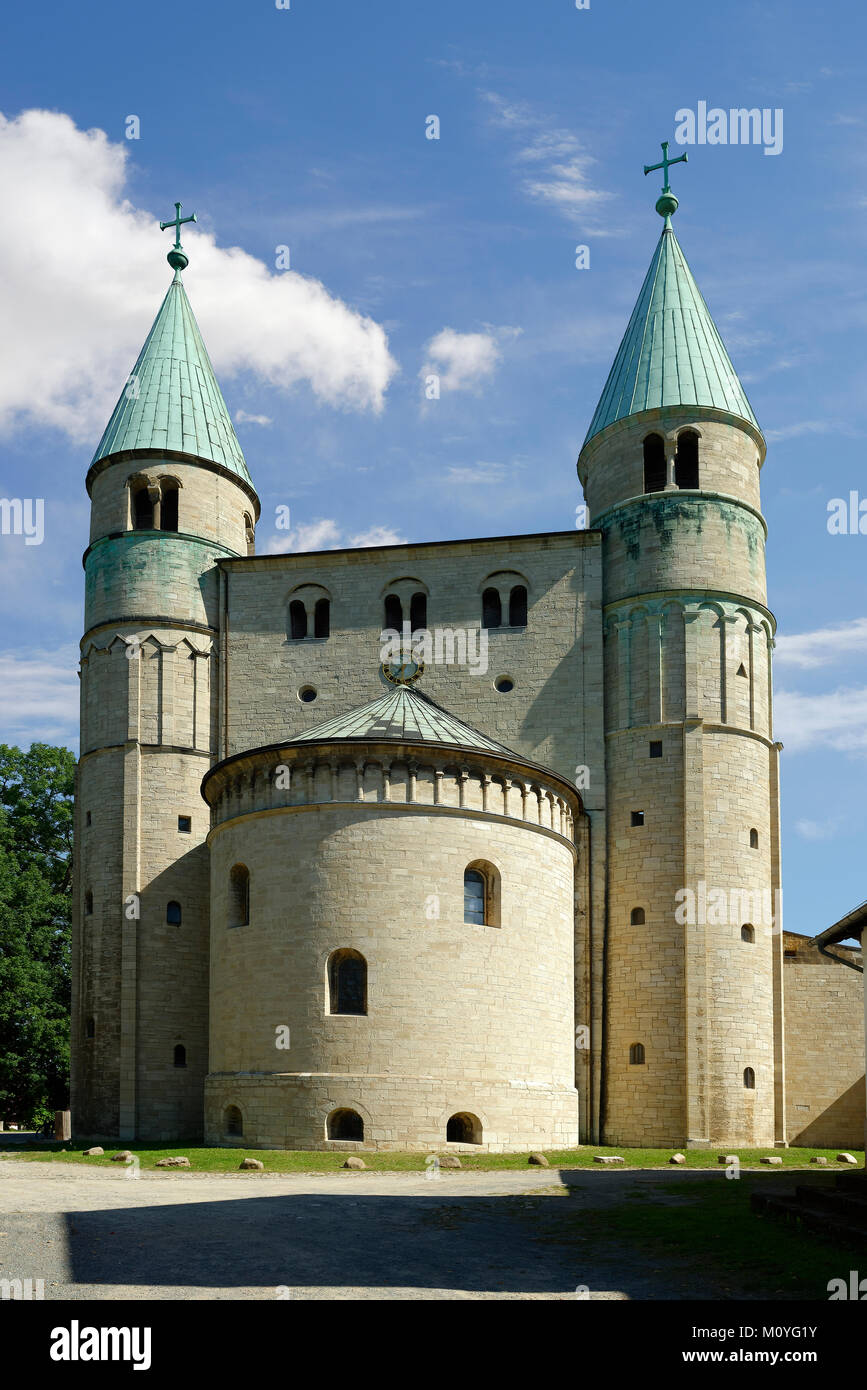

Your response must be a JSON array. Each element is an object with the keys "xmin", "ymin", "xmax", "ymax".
[
  {"xmin": 584, "ymin": 223, "xmax": 759, "ymax": 446},
  {"xmin": 287, "ymin": 684, "xmax": 516, "ymax": 756},
  {"xmin": 90, "ymin": 270, "xmax": 252, "ymax": 483}
]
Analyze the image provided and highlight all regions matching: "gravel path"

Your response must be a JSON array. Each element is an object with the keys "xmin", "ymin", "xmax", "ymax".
[{"xmin": 0, "ymin": 1159, "xmax": 762, "ymax": 1301}]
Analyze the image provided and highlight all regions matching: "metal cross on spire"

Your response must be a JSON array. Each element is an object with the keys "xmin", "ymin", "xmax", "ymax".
[
  {"xmin": 643, "ymin": 141, "xmax": 688, "ymax": 224},
  {"xmin": 159, "ymin": 201, "xmax": 197, "ymax": 272}
]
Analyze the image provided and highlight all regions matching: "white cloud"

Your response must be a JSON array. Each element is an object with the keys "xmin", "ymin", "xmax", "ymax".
[
  {"xmin": 794, "ymin": 817, "xmax": 840, "ymax": 841},
  {"xmin": 775, "ymin": 618, "xmax": 867, "ymax": 669},
  {"xmin": 264, "ymin": 518, "xmax": 405, "ymax": 555},
  {"xmin": 422, "ymin": 327, "xmax": 510, "ymax": 393},
  {"xmin": 480, "ymin": 91, "xmax": 614, "ymax": 232},
  {"xmin": 764, "ymin": 419, "xmax": 848, "ymax": 443},
  {"xmin": 775, "ymin": 685, "xmax": 867, "ymax": 753},
  {"xmin": 446, "ymin": 462, "xmax": 509, "ymax": 485},
  {"xmin": 235, "ymin": 410, "xmax": 272, "ymax": 426},
  {"xmin": 348, "ymin": 525, "xmax": 405, "ymax": 548},
  {"xmin": 0, "ymin": 109, "xmax": 398, "ymax": 445},
  {"xmin": 0, "ymin": 647, "xmax": 79, "ymax": 747}
]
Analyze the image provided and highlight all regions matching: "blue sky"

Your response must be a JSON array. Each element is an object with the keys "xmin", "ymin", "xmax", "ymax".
[{"xmin": 0, "ymin": 0, "xmax": 866, "ymax": 936}]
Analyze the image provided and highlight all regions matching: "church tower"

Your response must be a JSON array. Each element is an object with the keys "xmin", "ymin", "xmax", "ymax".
[
  {"xmin": 577, "ymin": 151, "xmax": 784, "ymax": 1147},
  {"xmin": 71, "ymin": 210, "xmax": 260, "ymax": 1139}
]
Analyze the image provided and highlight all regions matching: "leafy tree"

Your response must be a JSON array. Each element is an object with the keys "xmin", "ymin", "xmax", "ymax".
[{"xmin": 0, "ymin": 743, "xmax": 75, "ymax": 1124}]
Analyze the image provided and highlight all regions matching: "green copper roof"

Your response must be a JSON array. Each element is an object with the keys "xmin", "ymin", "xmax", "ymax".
[
  {"xmin": 583, "ymin": 223, "xmax": 759, "ymax": 446},
  {"xmin": 90, "ymin": 270, "xmax": 252, "ymax": 483},
  {"xmin": 287, "ymin": 684, "xmax": 516, "ymax": 756}
]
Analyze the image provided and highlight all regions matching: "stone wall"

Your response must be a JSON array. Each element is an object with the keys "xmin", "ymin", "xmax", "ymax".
[
  {"xmin": 204, "ymin": 744, "xmax": 582, "ymax": 1151},
  {"xmin": 782, "ymin": 931, "xmax": 865, "ymax": 1149}
]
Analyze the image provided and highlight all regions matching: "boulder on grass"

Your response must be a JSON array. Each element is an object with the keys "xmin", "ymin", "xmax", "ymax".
[
  {"xmin": 238, "ymin": 1157, "xmax": 264, "ymax": 1171},
  {"xmin": 837, "ymin": 1153, "xmax": 858, "ymax": 1166},
  {"xmin": 156, "ymin": 1156, "xmax": 190, "ymax": 1168},
  {"xmin": 83, "ymin": 1146, "xmax": 104, "ymax": 1157},
  {"xmin": 111, "ymin": 1150, "xmax": 133, "ymax": 1162},
  {"xmin": 810, "ymin": 1156, "xmax": 828, "ymax": 1166},
  {"xmin": 528, "ymin": 1153, "xmax": 549, "ymax": 1167},
  {"xmin": 761, "ymin": 1156, "xmax": 783, "ymax": 1165},
  {"xmin": 718, "ymin": 1155, "xmax": 738, "ymax": 1165},
  {"xmin": 343, "ymin": 1156, "xmax": 366, "ymax": 1170},
  {"xmin": 594, "ymin": 1155, "xmax": 624, "ymax": 1165},
  {"xmin": 439, "ymin": 1155, "xmax": 461, "ymax": 1168},
  {"xmin": 669, "ymin": 1154, "xmax": 686, "ymax": 1165}
]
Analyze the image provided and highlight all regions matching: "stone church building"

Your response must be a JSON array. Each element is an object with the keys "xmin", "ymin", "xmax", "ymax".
[{"xmin": 71, "ymin": 178, "xmax": 864, "ymax": 1152}]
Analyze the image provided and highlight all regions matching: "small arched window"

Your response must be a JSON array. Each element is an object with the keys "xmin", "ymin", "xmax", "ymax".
[
  {"xmin": 327, "ymin": 1108, "xmax": 364, "ymax": 1141},
  {"xmin": 629, "ymin": 1043, "xmax": 645, "ymax": 1065},
  {"xmin": 675, "ymin": 430, "xmax": 699, "ymax": 489},
  {"xmin": 741, "ymin": 923, "xmax": 755, "ymax": 943},
  {"xmin": 744, "ymin": 1067, "xmax": 756, "ymax": 1090},
  {"xmin": 328, "ymin": 949, "xmax": 367, "ymax": 1015},
  {"xmin": 446, "ymin": 1112, "xmax": 482, "ymax": 1144},
  {"xmin": 630, "ymin": 907, "xmax": 646, "ymax": 925},
  {"xmin": 314, "ymin": 597, "xmax": 330, "ymax": 639},
  {"xmin": 482, "ymin": 588, "xmax": 502, "ymax": 629},
  {"xmin": 464, "ymin": 869, "xmax": 486, "ymax": 924},
  {"xmin": 289, "ymin": 600, "xmax": 308, "ymax": 640},
  {"xmin": 85, "ymin": 1017, "xmax": 95, "ymax": 1039},
  {"xmin": 224, "ymin": 1105, "xmax": 243, "ymax": 1136},
  {"xmin": 229, "ymin": 864, "xmax": 250, "ymax": 928},
  {"xmin": 409, "ymin": 591, "xmax": 427, "ymax": 631},
  {"xmin": 749, "ymin": 828, "xmax": 759, "ymax": 849},
  {"xmin": 243, "ymin": 512, "xmax": 255, "ymax": 555},
  {"xmin": 161, "ymin": 484, "xmax": 179, "ymax": 531},
  {"xmin": 166, "ymin": 901, "xmax": 182, "ymax": 926},
  {"xmin": 509, "ymin": 585, "xmax": 528, "ymax": 628},
  {"xmin": 84, "ymin": 890, "xmax": 93, "ymax": 916},
  {"xmin": 463, "ymin": 862, "xmax": 500, "ymax": 927},
  {"xmin": 133, "ymin": 487, "xmax": 154, "ymax": 530},
  {"xmin": 173, "ymin": 1044, "xmax": 186, "ymax": 1068},
  {"xmin": 384, "ymin": 593, "xmax": 403, "ymax": 630},
  {"xmin": 643, "ymin": 433, "xmax": 666, "ymax": 493}
]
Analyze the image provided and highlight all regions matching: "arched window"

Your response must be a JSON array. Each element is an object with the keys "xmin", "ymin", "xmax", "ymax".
[
  {"xmin": 463, "ymin": 862, "xmax": 501, "ymax": 927},
  {"xmin": 224, "ymin": 1105, "xmax": 243, "ymax": 1136},
  {"xmin": 743, "ymin": 1067, "xmax": 756, "ymax": 1090},
  {"xmin": 161, "ymin": 484, "xmax": 179, "ymax": 531},
  {"xmin": 643, "ymin": 433, "xmax": 666, "ymax": 493},
  {"xmin": 289, "ymin": 600, "xmax": 307, "ymax": 640},
  {"xmin": 173, "ymin": 1044, "xmax": 186, "ymax": 1068},
  {"xmin": 630, "ymin": 907, "xmax": 645, "ymax": 925},
  {"xmin": 166, "ymin": 900, "xmax": 182, "ymax": 926},
  {"xmin": 327, "ymin": 1108, "xmax": 364, "ymax": 1141},
  {"xmin": 314, "ymin": 598, "xmax": 330, "ymax": 639},
  {"xmin": 229, "ymin": 864, "xmax": 250, "ymax": 928},
  {"xmin": 675, "ymin": 430, "xmax": 699, "ymax": 489},
  {"xmin": 464, "ymin": 869, "xmax": 486, "ymax": 924},
  {"xmin": 482, "ymin": 587, "xmax": 502, "ymax": 629},
  {"xmin": 328, "ymin": 949, "xmax": 367, "ymax": 1015},
  {"xmin": 410, "ymin": 591, "xmax": 427, "ymax": 631},
  {"xmin": 84, "ymin": 890, "xmax": 93, "ymax": 916},
  {"xmin": 741, "ymin": 923, "xmax": 755, "ymax": 943},
  {"xmin": 629, "ymin": 1043, "xmax": 645, "ymax": 1065},
  {"xmin": 509, "ymin": 585, "xmax": 528, "ymax": 628},
  {"xmin": 85, "ymin": 1017, "xmax": 95, "ymax": 1039},
  {"xmin": 749, "ymin": 828, "xmax": 759, "ymax": 849},
  {"xmin": 133, "ymin": 486, "xmax": 154, "ymax": 530},
  {"xmin": 384, "ymin": 593, "xmax": 403, "ymax": 630},
  {"xmin": 446, "ymin": 1112, "xmax": 482, "ymax": 1144},
  {"xmin": 243, "ymin": 513, "xmax": 255, "ymax": 555}
]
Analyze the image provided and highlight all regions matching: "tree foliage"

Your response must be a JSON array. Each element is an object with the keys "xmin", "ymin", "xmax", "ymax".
[{"xmin": 0, "ymin": 743, "xmax": 75, "ymax": 1122}]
